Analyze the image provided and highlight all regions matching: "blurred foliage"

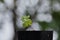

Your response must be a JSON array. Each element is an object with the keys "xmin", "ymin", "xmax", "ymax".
[
  {"xmin": 52, "ymin": 11, "xmax": 60, "ymax": 40},
  {"xmin": 39, "ymin": 11, "xmax": 60, "ymax": 40},
  {"xmin": 0, "ymin": 0, "xmax": 4, "ymax": 2}
]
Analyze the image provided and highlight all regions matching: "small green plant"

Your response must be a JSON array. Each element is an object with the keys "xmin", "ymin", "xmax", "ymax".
[{"xmin": 21, "ymin": 15, "xmax": 32, "ymax": 28}]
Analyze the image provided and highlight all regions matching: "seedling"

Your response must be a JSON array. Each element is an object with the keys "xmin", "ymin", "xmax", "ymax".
[{"xmin": 21, "ymin": 15, "xmax": 32, "ymax": 28}]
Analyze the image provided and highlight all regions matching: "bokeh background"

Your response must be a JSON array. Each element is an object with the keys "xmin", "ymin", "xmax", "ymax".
[{"xmin": 0, "ymin": 0, "xmax": 60, "ymax": 40}]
